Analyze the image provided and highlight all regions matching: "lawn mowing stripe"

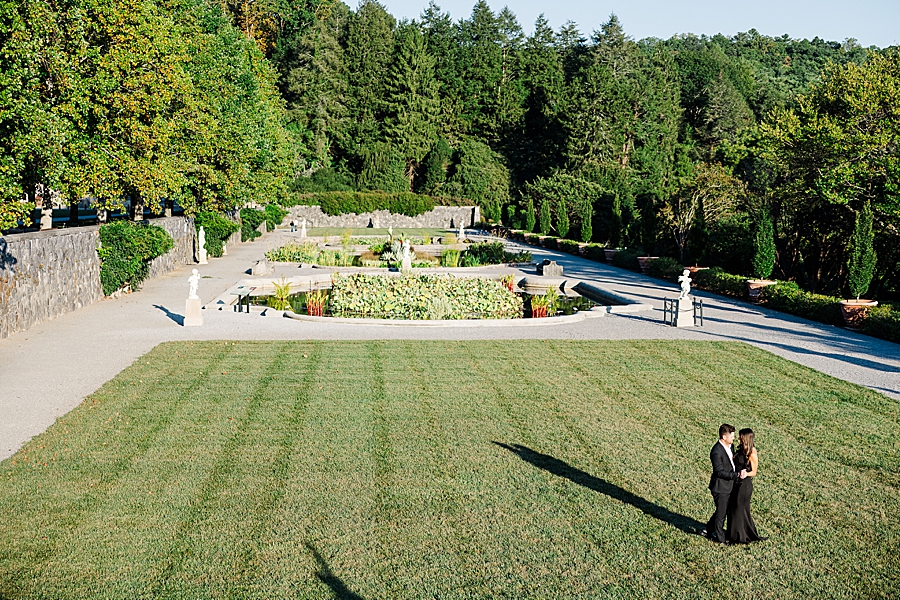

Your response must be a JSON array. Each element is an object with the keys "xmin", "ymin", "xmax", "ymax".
[
  {"xmin": 146, "ymin": 341, "xmax": 316, "ymax": 598},
  {"xmin": 261, "ymin": 341, "xmax": 384, "ymax": 598},
  {"xmin": 0, "ymin": 342, "xmax": 233, "ymax": 599}
]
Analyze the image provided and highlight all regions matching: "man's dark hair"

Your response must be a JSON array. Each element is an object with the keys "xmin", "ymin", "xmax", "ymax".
[{"xmin": 719, "ymin": 423, "xmax": 735, "ymax": 439}]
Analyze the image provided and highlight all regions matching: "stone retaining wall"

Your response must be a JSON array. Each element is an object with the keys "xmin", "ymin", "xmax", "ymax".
[
  {"xmin": 287, "ymin": 205, "xmax": 480, "ymax": 229},
  {"xmin": 0, "ymin": 216, "xmax": 199, "ymax": 338}
]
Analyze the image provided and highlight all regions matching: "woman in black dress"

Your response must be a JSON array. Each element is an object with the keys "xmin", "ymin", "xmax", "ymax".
[{"xmin": 728, "ymin": 428, "xmax": 766, "ymax": 543}]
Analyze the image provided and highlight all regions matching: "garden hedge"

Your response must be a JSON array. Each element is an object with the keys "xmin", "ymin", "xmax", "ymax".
[
  {"xmin": 97, "ymin": 221, "xmax": 174, "ymax": 296},
  {"xmin": 194, "ymin": 211, "xmax": 239, "ymax": 257},
  {"xmin": 289, "ymin": 191, "xmax": 470, "ymax": 217}
]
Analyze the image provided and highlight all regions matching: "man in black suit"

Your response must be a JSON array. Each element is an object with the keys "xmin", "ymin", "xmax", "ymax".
[{"xmin": 703, "ymin": 423, "xmax": 746, "ymax": 543}]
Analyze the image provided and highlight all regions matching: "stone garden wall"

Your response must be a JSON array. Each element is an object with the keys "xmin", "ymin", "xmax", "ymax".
[
  {"xmin": 287, "ymin": 205, "xmax": 480, "ymax": 229},
  {"xmin": 0, "ymin": 216, "xmax": 199, "ymax": 339}
]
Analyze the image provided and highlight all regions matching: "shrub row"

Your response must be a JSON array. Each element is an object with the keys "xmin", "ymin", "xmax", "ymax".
[
  {"xmin": 692, "ymin": 267, "xmax": 747, "ymax": 298},
  {"xmin": 194, "ymin": 211, "xmax": 239, "ymax": 257},
  {"xmin": 330, "ymin": 273, "xmax": 523, "ymax": 320},
  {"xmin": 760, "ymin": 283, "xmax": 846, "ymax": 327},
  {"xmin": 861, "ymin": 303, "xmax": 900, "ymax": 343},
  {"xmin": 289, "ymin": 191, "xmax": 470, "ymax": 217},
  {"xmin": 98, "ymin": 221, "xmax": 174, "ymax": 296}
]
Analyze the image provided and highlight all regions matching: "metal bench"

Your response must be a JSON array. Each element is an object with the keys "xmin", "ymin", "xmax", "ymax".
[{"xmin": 232, "ymin": 286, "xmax": 256, "ymax": 313}]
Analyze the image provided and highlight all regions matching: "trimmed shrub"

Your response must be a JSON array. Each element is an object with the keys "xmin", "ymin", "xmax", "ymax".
[
  {"xmin": 240, "ymin": 208, "xmax": 265, "ymax": 242},
  {"xmin": 861, "ymin": 302, "xmax": 900, "ymax": 343},
  {"xmin": 847, "ymin": 202, "xmax": 876, "ymax": 300},
  {"xmin": 288, "ymin": 191, "xmax": 469, "ymax": 217},
  {"xmin": 330, "ymin": 273, "xmax": 522, "ymax": 319},
  {"xmin": 584, "ymin": 244, "xmax": 606, "ymax": 262},
  {"xmin": 525, "ymin": 197, "xmax": 536, "ymax": 232},
  {"xmin": 523, "ymin": 232, "xmax": 541, "ymax": 245},
  {"xmin": 693, "ymin": 267, "xmax": 747, "ymax": 298},
  {"xmin": 752, "ymin": 210, "xmax": 776, "ymax": 280},
  {"xmin": 611, "ymin": 249, "xmax": 641, "ymax": 271},
  {"xmin": 195, "ymin": 211, "xmax": 239, "ymax": 257},
  {"xmin": 760, "ymin": 282, "xmax": 843, "ymax": 326},
  {"xmin": 558, "ymin": 239, "xmax": 580, "ymax": 254},
  {"xmin": 98, "ymin": 221, "xmax": 174, "ymax": 296},
  {"xmin": 648, "ymin": 257, "xmax": 683, "ymax": 281},
  {"xmin": 540, "ymin": 235, "xmax": 558, "ymax": 249},
  {"xmin": 463, "ymin": 242, "xmax": 531, "ymax": 265}
]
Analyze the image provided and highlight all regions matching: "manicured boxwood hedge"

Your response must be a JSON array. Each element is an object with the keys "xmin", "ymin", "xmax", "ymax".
[
  {"xmin": 290, "ymin": 191, "xmax": 470, "ymax": 217},
  {"xmin": 692, "ymin": 267, "xmax": 747, "ymax": 298},
  {"xmin": 557, "ymin": 239, "xmax": 581, "ymax": 254},
  {"xmin": 759, "ymin": 282, "xmax": 844, "ymax": 327},
  {"xmin": 611, "ymin": 248, "xmax": 641, "ymax": 271},
  {"xmin": 648, "ymin": 257, "xmax": 683, "ymax": 281},
  {"xmin": 861, "ymin": 303, "xmax": 900, "ymax": 343},
  {"xmin": 194, "ymin": 211, "xmax": 239, "ymax": 257}
]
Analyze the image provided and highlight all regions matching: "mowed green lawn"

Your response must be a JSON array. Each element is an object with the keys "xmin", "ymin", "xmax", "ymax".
[{"xmin": 1, "ymin": 340, "xmax": 898, "ymax": 599}]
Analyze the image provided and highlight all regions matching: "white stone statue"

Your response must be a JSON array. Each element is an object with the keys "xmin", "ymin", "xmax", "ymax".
[
  {"xmin": 401, "ymin": 239, "xmax": 411, "ymax": 261},
  {"xmin": 197, "ymin": 226, "xmax": 208, "ymax": 264},
  {"xmin": 458, "ymin": 222, "xmax": 465, "ymax": 242},
  {"xmin": 188, "ymin": 269, "xmax": 201, "ymax": 299},
  {"xmin": 677, "ymin": 269, "xmax": 692, "ymax": 300},
  {"xmin": 401, "ymin": 239, "xmax": 412, "ymax": 272},
  {"xmin": 300, "ymin": 218, "xmax": 307, "ymax": 239},
  {"xmin": 388, "ymin": 225, "xmax": 393, "ymax": 239}
]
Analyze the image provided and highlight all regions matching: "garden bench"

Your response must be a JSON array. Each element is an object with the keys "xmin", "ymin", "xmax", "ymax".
[{"xmin": 232, "ymin": 286, "xmax": 256, "ymax": 313}]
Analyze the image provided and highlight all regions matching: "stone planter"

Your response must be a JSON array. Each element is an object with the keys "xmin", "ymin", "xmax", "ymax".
[
  {"xmin": 604, "ymin": 249, "xmax": 620, "ymax": 263},
  {"xmin": 637, "ymin": 256, "xmax": 659, "ymax": 274},
  {"xmin": 839, "ymin": 299, "xmax": 878, "ymax": 328},
  {"xmin": 746, "ymin": 279, "xmax": 777, "ymax": 302}
]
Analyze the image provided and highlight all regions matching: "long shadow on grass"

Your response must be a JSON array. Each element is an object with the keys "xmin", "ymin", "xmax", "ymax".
[
  {"xmin": 306, "ymin": 543, "xmax": 366, "ymax": 600},
  {"xmin": 494, "ymin": 442, "xmax": 704, "ymax": 535}
]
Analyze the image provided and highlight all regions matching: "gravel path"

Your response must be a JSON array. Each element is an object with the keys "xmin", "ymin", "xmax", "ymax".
[{"xmin": 2, "ymin": 230, "xmax": 898, "ymax": 460}]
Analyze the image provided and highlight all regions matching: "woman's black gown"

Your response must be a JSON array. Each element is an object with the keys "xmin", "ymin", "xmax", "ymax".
[{"xmin": 727, "ymin": 451, "xmax": 764, "ymax": 543}]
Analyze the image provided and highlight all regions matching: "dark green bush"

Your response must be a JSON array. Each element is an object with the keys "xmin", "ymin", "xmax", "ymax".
[
  {"xmin": 693, "ymin": 267, "xmax": 747, "ymax": 298},
  {"xmin": 648, "ymin": 257, "xmax": 683, "ymax": 281},
  {"xmin": 292, "ymin": 167, "xmax": 356, "ymax": 193},
  {"xmin": 760, "ymin": 282, "xmax": 843, "ymax": 326},
  {"xmin": 463, "ymin": 242, "xmax": 532, "ymax": 265},
  {"xmin": 557, "ymin": 239, "xmax": 581, "ymax": 254},
  {"xmin": 264, "ymin": 204, "xmax": 288, "ymax": 232},
  {"xmin": 240, "ymin": 208, "xmax": 265, "ymax": 242},
  {"xmin": 523, "ymin": 232, "xmax": 541, "ymax": 245},
  {"xmin": 98, "ymin": 221, "xmax": 174, "ymax": 296},
  {"xmin": 540, "ymin": 236, "xmax": 558, "ymax": 249},
  {"xmin": 861, "ymin": 302, "xmax": 900, "ymax": 343},
  {"xmin": 289, "ymin": 191, "xmax": 469, "ymax": 217},
  {"xmin": 611, "ymin": 249, "xmax": 641, "ymax": 271},
  {"xmin": 584, "ymin": 244, "xmax": 606, "ymax": 262},
  {"xmin": 195, "ymin": 211, "xmax": 239, "ymax": 257}
]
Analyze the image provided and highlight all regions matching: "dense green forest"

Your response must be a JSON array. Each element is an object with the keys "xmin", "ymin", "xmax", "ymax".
[{"xmin": 1, "ymin": 0, "xmax": 898, "ymax": 295}]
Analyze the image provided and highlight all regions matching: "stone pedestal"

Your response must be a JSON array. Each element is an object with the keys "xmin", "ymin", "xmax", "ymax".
[
  {"xmin": 251, "ymin": 259, "xmax": 269, "ymax": 276},
  {"xmin": 197, "ymin": 249, "xmax": 208, "ymax": 265},
  {"xmin": 184, "ymin": 297, "xmax": 203, "ymax": 327},
  {"xmin": 672, "ymin": 297, "xmax": 695, "ymax": 327}
]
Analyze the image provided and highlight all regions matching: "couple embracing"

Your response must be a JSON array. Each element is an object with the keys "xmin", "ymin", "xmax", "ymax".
[{"xmin": 703, "ymin": 424, "xmax": 766, "ymax": 544}]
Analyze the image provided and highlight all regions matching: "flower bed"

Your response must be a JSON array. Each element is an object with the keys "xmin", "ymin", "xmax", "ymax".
[{"xmin": 330, "ymin": 273, "xmax": 523, "ymax": 320}]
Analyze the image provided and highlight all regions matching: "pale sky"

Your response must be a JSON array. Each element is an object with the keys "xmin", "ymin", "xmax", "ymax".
[{"xmin": 380, "ymin": 0, "xmax": 900, "ymax": 48}]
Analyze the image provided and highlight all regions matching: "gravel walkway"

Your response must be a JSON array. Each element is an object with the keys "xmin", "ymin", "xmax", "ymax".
[{"xmin": 2, "ymin": 230, "xmax": 898, "ymax": 460}]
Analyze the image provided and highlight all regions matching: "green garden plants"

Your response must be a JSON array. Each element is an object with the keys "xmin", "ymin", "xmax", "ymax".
[{"xmin": 97, "ymin": 221, "xmax": 174, "ymax": 296}]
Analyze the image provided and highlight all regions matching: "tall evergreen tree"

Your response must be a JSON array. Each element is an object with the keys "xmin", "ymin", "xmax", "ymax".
[{"xmin": 384, "ymin": 23, "xmax": 440, "ymax": 187}]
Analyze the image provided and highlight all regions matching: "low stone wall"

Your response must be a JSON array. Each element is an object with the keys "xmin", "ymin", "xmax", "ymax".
[
  {"xmin": 147, "ymin": 216, "xmax": 197, "ymax": 280},
  {"xmin": 0, "ymin": 216, "xmax": 199, "ymax": 338},
  {"xmin": 0, "ymin": 227, "xmax": 103, "ymax": 339},
  {"xmin": 287, "ymin": 205, "xmax": 480, "ymax": 229}
]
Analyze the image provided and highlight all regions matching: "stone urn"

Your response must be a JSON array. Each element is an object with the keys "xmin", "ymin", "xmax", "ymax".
[
  {"xmin": 746, "ymin": 279, "xmax": 777, "ymax": 302},
  {"xmin": 637, "ymin": 256, "xmax": 659, "ymax": 274},
  {"xmin": 839, "ymin": 299, "xmax": 878, "ymax": 328},
  {"xmin": 604, "ymin": 248, "xmax": 620, "ymax": 263}
]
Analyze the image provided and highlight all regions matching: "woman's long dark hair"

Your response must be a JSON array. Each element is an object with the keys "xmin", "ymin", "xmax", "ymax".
[{"xmin": 738, "ymin": 428, "xmax": 755, "ymax": 464}]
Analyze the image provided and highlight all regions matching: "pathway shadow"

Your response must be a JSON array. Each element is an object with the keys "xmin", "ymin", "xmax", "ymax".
[
  {"xmin": 153, "ymin": 304, "xmax": 184, "ymax": 326},
  {"xmin": 493, "ymin": 442, "xmax": 704, "ymax": 535},
  {"xmin": 694, "ymin": 330, "xmax": 900, "ymax": 373},
  {"xmin": 306, "ymin": 543, "xmax": 366, "ymax": 600}
]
